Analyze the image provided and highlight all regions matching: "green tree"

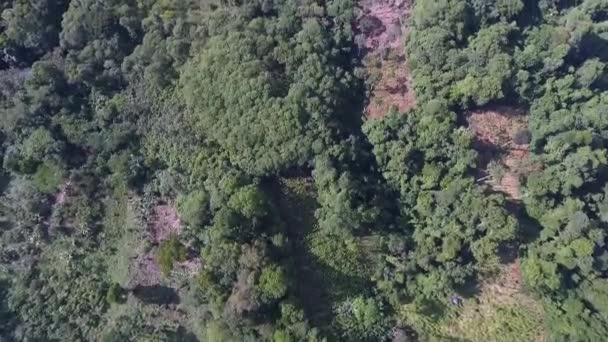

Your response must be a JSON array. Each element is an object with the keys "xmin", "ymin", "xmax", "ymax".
[
  {"xmin": 32, "ymin": 160, "xmax": 64, "ymax": 193},
  {"xmin": 257, "ymin": 264, "xmax": 288, "ymax": 302},
  {"xmin": 177, "ymin": 190, "xmax": 210, "ymax": 228}
]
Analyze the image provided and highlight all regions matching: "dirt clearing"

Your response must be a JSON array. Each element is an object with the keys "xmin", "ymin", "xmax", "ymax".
[
  {"xmin": 127, "ymin": 201, "xmax": 200, "ymax": 288},
  {"xmin": 356, "ymin": 0, "xmax": 416, "ymax": 118},
  {"xmin": 467, "ymin": 106, "xmax": 533, "ymax": 200},
  {"xmin": 150, "ymin": 202, "xmax": 182, "ymax": 243}
]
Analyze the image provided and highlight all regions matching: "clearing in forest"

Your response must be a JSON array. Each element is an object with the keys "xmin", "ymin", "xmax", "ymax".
[
  {"xmin": 128, "ymin": 201, "xmax": 200, "ymax": 288},
  {"xmin": 356, "ymin": 0, "xmax": 416, "ymax": 118},
  {"xmin": 467, "ymin": 106, "xmax": 533, "ymax": 200},
  {"xmin": 442, "ymin": 261, "xmax": 549, "ymax": 341}
]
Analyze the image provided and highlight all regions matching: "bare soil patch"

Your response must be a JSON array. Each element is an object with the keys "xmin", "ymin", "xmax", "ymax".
[
  {"xmin": 128, "ymin": 201, "xmax": 201, "ymax": 288},
  {"xmin": 356, "ymin": 0, "xmax": 416, "ymax": 118},
  {"xmin": 467, "ymin": 106, "xmax": 533, "ymax": 200},
  {"xmin": 150, "ymin": 202, "xmax": 182, "ymax": 243},
  {"xmin": 54, "ymin": 181, "xmax": 71, "ymax": 206}
]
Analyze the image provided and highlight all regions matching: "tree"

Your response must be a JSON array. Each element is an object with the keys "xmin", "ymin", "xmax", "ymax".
[
  {"xmin": 257, "ymin": 264, "xmax": 288, "ymax": 302},
  {"xmin": 1, "ymin": 0, "xmax": 69, "ymax": 57},
  {"xmin": 32, "ymin": 160, "xmax": 64, "ymax": 193},
  {"xmin": 177, "ymin": 190, "xmax": 210, "ymax": 228}
]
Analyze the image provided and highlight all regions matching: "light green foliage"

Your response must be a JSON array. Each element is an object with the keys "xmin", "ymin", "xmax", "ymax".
[
  {"xmin": 257, "ymin": 264, "xmax": 288, "ymax": 301},
  {"xmin": 99, "ymin": 302, "xmax": 200, "ymax": 342},
  {"xmin": 7, "ymin": 253, "xmax": 108, "ymax": 341},
  {"xmin": 308, "ymin": 231, "xmax": 369, "ymax": 279},
  {"xmin": 229, "ymin": 185, "xmax": 269, "ymax": 219},
  {"xmin": 32, "ymin": 160, "xmax": 64, "ymax": 193},
  {"xmin": 206, "ymin": 320, "xmax": 236, "ymax": 342},
  {"xmin": 334, "ymin": 296, "xmax": 388, "ymax": 341},
  {"xmin": 157, "ymin": 235, "xmax": 187, "ymax": 276},
  {"xmin": 22, "ymin": 128, "xmax": 58, "ymax": 161}
]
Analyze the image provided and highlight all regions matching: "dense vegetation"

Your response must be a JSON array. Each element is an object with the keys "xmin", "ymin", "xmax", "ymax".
[{"xmin": 0, "ymin": 0, "xmax": 607, "ymax": 340}]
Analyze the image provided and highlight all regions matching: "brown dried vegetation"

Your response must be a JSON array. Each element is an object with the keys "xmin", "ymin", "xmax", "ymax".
[
  {"xmin": 467, "ymin": 106, "xmax": 534, "ymax": 200},
  {"xmin": 356, "ymin": 0, "xmax": 416, "ymax": 118}
]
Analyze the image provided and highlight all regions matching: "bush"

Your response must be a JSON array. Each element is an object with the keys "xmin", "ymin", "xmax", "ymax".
[
  {"xmin": 105, "ymin": 282, "xmax": 125, "ymax": 304},
  {"xmin": 257, "ymin": 265, "xmax": 288, "ymax": 302},
  {"xmin": 229, "ymin": 185, "xmax": 268, "ymax": 219},
  {"xmin": 177, "ymin": 190, "xmax": 210, "ymax": 228},
  {"xmin": 334, "ymin": 296, "xmax": 389, "ymax": 341},
  {"xmin": 156, "ymin": 235, "xmax": 187, "ymax": 276},
  {"xmin": 32, "ymin": 160, "xmax": 64, "ymax": 193}
]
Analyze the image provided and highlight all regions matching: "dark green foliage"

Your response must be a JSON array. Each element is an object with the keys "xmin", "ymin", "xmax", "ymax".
[
  {"xmin": 1, "ymin": 0, "xmax": 69, "ymax": 57},
  {"xmin": 405, "ymin": 0, "xmax": 608, "ymax": 339},
  {"xmin": 180, "ymin": 1, "xmax": 357, "ymax": 175},
  {"xmin": 364, "ymin": 101, "xmax": 517, "ymax": 308},
  {"xmin": 407, "ymin": 0, "xmax": 520, "ymax": 107},
  {"xmin": 0, "ymin": 277, "xmax": 16, "ymax": 338},
  {"xmin": 60, "ymin": 0, "xmax": 142, "ymax": 88}
]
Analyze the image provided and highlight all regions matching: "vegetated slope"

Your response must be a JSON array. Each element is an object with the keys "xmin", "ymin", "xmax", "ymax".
[
  {"xmin": 0, "ymin": 0, "xmax": 395, "ymax": 340},
  {"xmin": 406, "ymin": 0, "xmax": 608, "ymax": 340},
  {"xmin": 438, "ymin": 261, "xmax": 549, "ymax": 342},
  {"xmin": 0, "ymin": 0, "xmax": 607, "ymax": 341}
]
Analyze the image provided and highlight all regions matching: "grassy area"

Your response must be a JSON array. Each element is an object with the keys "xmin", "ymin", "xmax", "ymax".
[
  {"xmin": 401, "ymin": 262, "xmax": 549, "ymax": 342},
  {"xmin": 273, "ymin": 177, "xmax": 378, "ymax": 337}
]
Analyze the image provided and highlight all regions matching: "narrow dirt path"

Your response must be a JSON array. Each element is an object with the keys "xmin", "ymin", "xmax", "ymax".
[{"xmin": 355, "ymin": 0, "xmax": 416, "ymax": 118}]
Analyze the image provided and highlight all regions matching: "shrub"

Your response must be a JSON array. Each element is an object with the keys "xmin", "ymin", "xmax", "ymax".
[
  {"xmin": 32, "ymin": 160, "xmax": 64, "ymax": 193},
  {"xmin": 257, "ymin": 265, "xmax": 288, "ymax": 302},
  {"xmin": 105, "ymin": 282, "xmax": 125, "ymax": 304},
  {"xmin": 156, "ymin": 235, "xmax": 187, "ymax": 276},
  {"xmin": 177, "ymin": 190, "xmax": 209, "ymax": 228}
]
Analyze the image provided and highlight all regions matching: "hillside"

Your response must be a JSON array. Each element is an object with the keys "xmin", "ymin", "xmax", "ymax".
[{"xmin": 1, "ymin": 0, "xmax": 608, "ymax": 341}]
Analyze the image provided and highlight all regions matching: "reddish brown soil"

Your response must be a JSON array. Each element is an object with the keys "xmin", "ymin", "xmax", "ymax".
[
  {"xmin": 128, "ymin": 201, "xmax": 201, "ymax": 286},
  {"xmin": 488, "ymin": 261, "xmax": 523, "ymax": 294},
  {"xmin": 150, "ymin": 203, "xmax": 182, "ymax": 243},
  {"xmin": 54, "ymin": 181, "xmax": 71, "ymax": 206},
  {"xmin": 130, "ymin": 251, "xmax": 163, "ymax": 287},
  {"xmin": 356, "ymin": 0, "xmax": 416, "ymax": 118},
  {"xmin": 467, "ymin": 106, "xmax": 531, "ymax": 200}
]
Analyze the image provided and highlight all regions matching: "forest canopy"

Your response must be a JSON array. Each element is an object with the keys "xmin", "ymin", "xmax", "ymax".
[{"xmin": 0, "ymin": 0, "xmax": 607, "ymax": 341}]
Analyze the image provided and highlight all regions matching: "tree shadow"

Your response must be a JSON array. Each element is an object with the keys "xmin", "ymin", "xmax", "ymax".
[
  {"xmin": 454, "ymin": 275, "xmax": 481, "ymax": 299},
  {"xmin": 132, "ymin": 285, "xmax": 180, "ymax": 305},
  {"xmin": 579, "ymin": 32, "xmax": 608, "ymax": 63},
  {"xmin": 165, "ymin": 326, "xmax": 199, "ymax": 342},
  {"xmin": 289, "ymin": 240, "xmax": 371, "ymax": 338}
]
